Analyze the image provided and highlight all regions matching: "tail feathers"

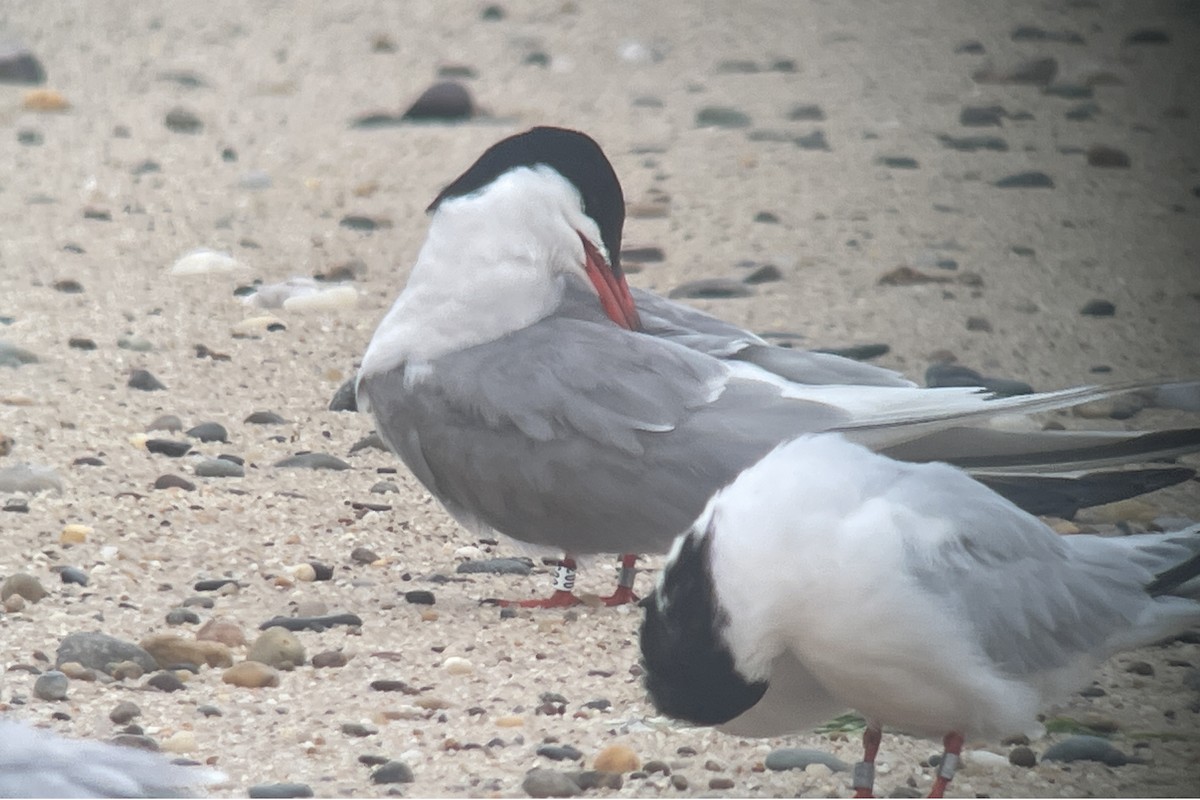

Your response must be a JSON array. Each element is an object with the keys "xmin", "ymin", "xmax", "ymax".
[
  {"xmin": 1145, "ymin": 526, "xmax": 1200, "ymax": 597},
  {"xmin": 882, "ymin": 426, "xmax": 1200, "ymax": 473},
  {"xmin": 976, "ymin": 467, "xmax": 1196, "ymax": 519},
  {"xmin": 735, "ymin": 345, "xmax": 916, "ymax": 388}
]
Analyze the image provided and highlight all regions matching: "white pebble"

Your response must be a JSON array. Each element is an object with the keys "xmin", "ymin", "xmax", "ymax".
[
  {"xmin": 283, "ymin": 285, "xmax": 358, "ymax": 312},
  {"xmin": 453, "ymin": 545, "xmax": 484, "ymax": 560},
  {"xmin": 964, "ymin": 749, "xmax": 1010, "ymax": 771},
  {"xmin": 169, "ymin": 248, "xmax": 244, "ymax": 276},
  {"xmin": 442, "ymin": 656, "xmax": 474, "ymax": 675}
]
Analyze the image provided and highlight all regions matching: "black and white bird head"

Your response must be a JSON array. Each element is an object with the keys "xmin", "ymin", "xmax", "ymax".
[
  {"xmin": 360, "ymin": 126, "xmax": 642, "ymax": 373},
  {"xmin": 639, "ymin": 521, "xmax": 770, "ymax": 726}
]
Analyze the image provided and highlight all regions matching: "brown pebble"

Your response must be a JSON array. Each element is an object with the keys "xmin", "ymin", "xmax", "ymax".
[
  {"xmin": 1009, "ymin": 745, "xmax": 1037, "ymax": 768},
  {"xmin": 222, "ymin": 660, "xmax": 280, "ymax": 688},
  {"xmin": 110, "ymin": 700, "xmax": 142, "ymax": 724},
  {"xmin": 704, "ymin": 759, "xmax": 724, "ymax": 771},
  {"xmin": 1, "ymin": 573, "xmax": 48, "ymax": 603},
  {"xmin": 23, "ymin": 88, "xmax": 70, "ymax": 111},
  {"xmin": 593, "ymin": 744, "xmax": 640, "ymax": 773},
  {"xmin": 709, "ymin": 777, "xmax": 735, "ymax": 790},
  {"xmin": 312, "ymin": 650, "xmax": 350, "ymax": 668},
  {"xmin": 670, "ymin": 774, "xmax": 689, "ymax": 790},
  {"xmin": 196, "ymin": 618, "xmax": 247, "ymax": 648},
  {"xmin": 58, "ymin": 661, "xmax": 97, "ymax": 681},
  {"xmin": 140, "ymin": 633, "xmax": 232, "ymax": 669}
]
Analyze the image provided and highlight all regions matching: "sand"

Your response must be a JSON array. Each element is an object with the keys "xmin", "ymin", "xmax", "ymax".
[{"xmin": 1, "ymin": 0, "xmax": 1199, "ymax": 796}]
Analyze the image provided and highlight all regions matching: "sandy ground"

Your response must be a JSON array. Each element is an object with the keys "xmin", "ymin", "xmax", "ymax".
[{"xmin": 2, "ymin": 0, "xmax": 1200, "ymax": 796}]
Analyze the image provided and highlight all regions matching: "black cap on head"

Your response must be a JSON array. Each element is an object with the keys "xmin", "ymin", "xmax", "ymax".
[{"xmin": 428, "ymin": 127, "xmax": 626, "ymax": 275}]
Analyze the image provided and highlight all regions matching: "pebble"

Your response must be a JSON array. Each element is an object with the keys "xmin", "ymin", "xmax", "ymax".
[
  {"xmin": 764, "ymin": 748, "xmax": 849, "ymax": 772},
  {"xmin": 2, "ymin": 573, "xmax": 49, "ymax": 603},
  {"xmin": 456, "ymin": 558, "xmax": 533, "ymax": 575},
  {"xmin": 194, "ymin": 458, "xmax": 244, "ymax": 478},
  {"xmin": 341, "ymin": 722, "xmax": 377, "ymax": 737},
  {"xmin": 154, "ymin": 474, "xmax": 196, "ymax": 491},
  {"xmin": 993, "ymin": 171, "xmax": 1055, "ymax": 189},
  {"xmin": 3, "ymin": 594, "xmax": 25, "ymax": 612},
  {"xmin": 311, "ymin": 650, "xmax": 349, "ymax": 668},
  {"xmin": 247, "ymin": 783, "xmax": 314, "ymax": 798},
  {"xmin": 1125, "ymin": 660, "xmax": 1154, "ymax": 676},
  {"xmin": 274, "ymin": 452, "xmax": 351, "ymax": 471},
  {"xmin": 966, "ymin": 316, "xmax": 993, "ymax": 333},
  {"xmin": 1012, "ymin": 25, "xmax": 1084, "ymax": 44},
  {"xmin": 695, "ymin": 107, "xmax": 752, "ymax": 128},
  {"xmin": 351, "ymin": 546, "xmax": 382, "ymax": 565},
  {"xmin": 973, "ymin": 56, "xmax": 1058, "ymax": 85},
  {"xmin": 443, "ymin": 656, "xmax": 474, "ymax": 675},
  {"xmin": 593, "ymin": 744, "xmax": 640, "ymax": 773},
  {"xmin": 0, "ymin": 42, "xmax": 46, "ymax": 84},
  {"xmin": 372, "ymin": 761, "xmax": 415, "ymax": 784},
  {"xmin": 164, "ymin": 107, "xmax": 203, "ymax": 133},
  {"xmin": 147, "ymin": 671, "xmax": 186, "ymax": 692},
  {"xmin": 117, "ymin": 336, "xmax": 153, "ymax": 352},
  {"xmin": 222, "ymin": 661, "xmax": 281, "ymax": 688},
  {"xmin": 522, "ymin": 769, "xmax": 581, "ymax": 798},
  {"xmin": 0, "ymin": 464, "xmax": 63, "ymax": 493},
  {"xmin": 161, "ymin": 731, "xmax": 195, "ymax": 753},
  {"xmin": 23, "ymin": 88, "xmax": 69, "ymax": 111},
  {"xmin": 1042, "ymin": 735, "xmax": 1139, "ymax": 766},
  {"xmin": 111, "ymin": 734, "xmax": 159, "ymax": 751},
  {"xmin": 128, "ymin": 370, "xmax": 166, "ymax": 392},
  {"xmin": 33, "ymin": 670, "xmax": 69, "ymax": 700},
  {"xmin": 258, "ymin": 613, "xmax": 362, "ymax": 632},
  {"xmin": 110, "ymin": 661, "xmax": 146, "ymax": 681},
  {"xmin": 403, "ymin": 81, "xmax": 474, "ymax": 121},
  {"xmin": 196, "ymin": 618, "xmax": 246, "ymax": 648},
  {"xmin": 68, "ymin": 336, "xmax": 96, "ymax": 350},
  {"xmin": 1124, "ymin": 29, "xmax": 1169, "ymax": 45},
  {"xmin": 0, "ymin": 340, "xmax": 40, "ymax": 367},
  {"xmin": 186, "ymin": 422, "xmax": 228, "ymax": 442},
  {"xmin": 349, "ymin": 432, "xmax": 387, "ymax": 454},
  {"xmin": 141, "ymin": 633, "xmax": 233, "ymax": 669},
  {"xmin": 170, "ymin": 248, "xmax": 243, "ymax": 276},
  {"xmin": 709, "ymin": 777, "xmax": 735, "ymax": 790},
  {"xmin": 1080, "ymin": 299, "xmax": 1116, "ymax": 317},
  {"xmin": 245, "ymin": 410, "xmax": 287, "ymax": 425},
  {"xmin": 57, "ymin": 661, "xmax": 95, "ymax": 680},
  {"xmin": 194, "ymin": 578, "xmax": 239, "ymax": 592},
  {"xmin": 879, "ymin": 155, "xmax": 919, "ymax": 169},
  {"xmin": 404, "ymin": 590, "xmax": 435, "ymax": 605},
  {"xmin": 59, "ymin": 566, "xmax": 89, "ymax": 586},
  {"xmin": 667, "ymin": 278, "xmax": 754, "ymax": 299},
  {"xmin": 787, "ymin": 104, "xmax": 825, "ymax": 121},
  {"xmin": 538, "ymin": 744, "xmax": 584, "ymax": 761},
  {"xmin": 960, "ymin": 105, "xmax": 1005, "ymax": 126},
  {"xmin": 670, "ymin": 774, "xmax": 689, "ymax": 790},
  {"xmin": 1086, "ymin": 145, "xmax": 1131, "ymax": 168},
  {"xmin": 572, "ymin": 771, "xmax": 622, "ymax": 790},
  {"xmin": 743, "ymin": 264, "xmax": 782, "ymax": 284},
  {"xmin": 146, "ymin": 414, "xmax": 183, "ymax": 433},
  {"xmin": 198, "ymin": 705, "xmax": 223, "ymax": 717},
  {"xmin": 621, "ymin": 246, "xmax": 665, "ymax": 264},
  {"xmin": 794, "ymin": 129, "xmax": 830, "ymax": 150},
  {"xmin": 110, "ymin": 700, "xmax": 142, "ymax": 724},
  {"xmin": 247, "ymin": 627, "xmax": 306, "ymax": 669},
  {"xmin": 938, "ymin": 133, "xmax": 1008, "ymax": 152},
  {"xmin": 146, "ymin": 439, "xmax": 192, "ymax": 458}
]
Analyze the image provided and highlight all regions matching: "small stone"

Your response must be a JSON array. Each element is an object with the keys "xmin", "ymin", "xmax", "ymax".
[
  {"xmin": 966, "ymin": 316, "xmax": 993, "ymax": 333},
  {"xmin": 753, "ymin": 211, "xmax": 779, "ymax": 224},
  {"xmin": 0, "ymin": 341, "xmax": 40, "ymax": 367},
  {"xmin": 794, "ymin": 129, "xmax": 830, "ymax": 150},
  {"xmin": 109, "ymin": 661, "xmax": 146, "ymax": 681},
  {"xmin": 247, "ymin": 783, "xmax": 314, "ymax": 798},
  {"xmin": 109, "ymin": 700, "xmax": 142, "ymax": 725},
  {"xmin": 170, "ymin": 249, "xmax": 243, "ymax": 276},
  {"xmin": 937, "ymin": 134, "xmax": 1008, "ymax": 152},
  {"xmin": 764, "ymin": 748, "xmax": 849, "ymax": 772},
  {"xmin": 2, "ymin": 573, "xmax": 49, "ymax": 603},
  {"xmin": 879, "ymin": 155, "xmax": 919, "ymax": 169},
  {"xmin": 572, "ymin": 771, "xmax": 622, "ymax": 790},
  {"xmin": 1126, "ymin": 660, "xmax": 1154, "ymax": 676},
  {"xmin": 154, "ymin": 474, "xmax": 196, "ymax": 491},
  {"xmin": 1084, "ymin": 144, "xmax": 1130, "ymax": 169},
  {"xmin": 522, "ymin": 769, "xmax": 581, "ymax": 798},
  {"xmin": 57, "ymin": 566, "xmax": 88, "ymax": 587},
  {"xmin": 0, "ymin": 42, "xmax": 46, "ymax": 84},
  {"xmin": 372, "ymin": 761, "xmax": 415, "ymax": 784},
  {"xmin": 128, "ymin": 370, "xmax": 166, "ymax": 391},
  {"xmin": 456, "ymin": 558, "xmax": 532, "ymax": 575},
  {"xmin": 667, "ymin": 278, "xmax": 754, "ymax": 299},
  {"xmin": 117, "ymin": 336, "xmax": 154, "ymax": 352},
  {"xmin": 538, "ymin": 745, "xmax": 584, "ymax": 761},
  {"xmin": 245, "ymin": 410, "xmax": 287, "ymax": 425},
  {"xmin": 258, "ymin": 613, "xmax": 361, "ymax": 632},
  {"xmin": 146, "ymin": 414, "xmax": 183, "ymax": 433},
  {"xmin": 165, "ymin": 607, "xmax": 200, "ymax": 625},
  {"xmin": 56, "ymin": 661, "xmax": 94, "ymax": 680},
  {"xmin": 141, "ymin": 633, "xmax": 232, "ymax": 669},
  {"xmin": 222, "ymin": 661, "xmax": 281, "ymax": 688},
  {"xmin": 247, "ymin": 627, "xmax": 306, "ymax": 669},
  {"xmin": 146, "ymin": 439, "xmax": 191, "ymax": 458},
  {"xmin": 1042, "ymin": 735, "xmax": 1138, "ymax": 766},
  {"xmin": 1080, "ymin": 299, "xmax": 1116, "ymax": 317},
  {"xmin": 110, "ymin": 734, "xmax": 158, "ymax": 752},
  {"xmin": 620, "ymin": 246, "xmax": 665, "ymax": 264},
  {"xmin": 593, "ymin": 744, "xmax": 640, "ymax": 773},
  {"xmin": 405, "ymin": 590, "xmax": 436, "ymax": 605},
  {"xmin": 0, "ymin": 464, "xmax": 62, "ymax": 494},
  {"xmin": 481, "ymin": 4, "xmax": 505, "ymax": 20},
  {"xmin": 696, "ymin": 107, "xmax": 752, "ymax": 128},
  {"xmin": 960, "ymin": 105, "xmax": 1005, "ymax": 127},
  {"xmin": 402, "ymin": 81, "xmax": 474, "ymax": 121},
  {"xmin": 443, "ymin": 656, "xmax": 474, "ymax": 675},
  {"xmin": 351, "ymin": 546, "xmax": 382, "ymax": 565},
  {"xmin": 147, "ymin": 671, "xmax": 186, "ymax": 693},
  {"xmin": 274, "ymin": 452, "xmax": 351, "ymax": 471},
  {"xmin": 878, "ymin": 266, "xmax": 951, "ymax": 286},
  {"xmin": 194, "ymin": 458, "xmax": 244, "ymax": 478},
  {"xmin": 994, "ymin": 172, "xmax": 1054, "ymax": 189},
  {"xmin": 670, "ymin": 774, "xmax": 688, "ymax": 790},
  {"xmin": 186, "ymin": 422, "xmax": 228, "ymax": 442},
  {"xmin": 161, "ymin": 730, "xmax": 195, "ymax": 754},
  {"xmin": 341, "ymin": 722, "xmax": 377, "ymax": 737},
  {"xmin": 328, "ymin": 379, "xmax": 358, "ymax": 412},
  {"xmin": 1124, "ymin": 29, "xmax": 1169, "ymax": 45},
  {"xmin": 311, "ymin": 650, "xmax": 349, "ymax": 668},
  {"xmin": 34, "ymin": 670, "xmax": 69, "ymax": 700},
  {"xmin": 3, "ymin": 594, "xmax": 25, "ymax": 612},
  {"xmin": 198, "ymin": 705, "xmax": 222, "ymax": 718},
  {"xmin": 164, "ymin": 107, "xmax": 203, "ymax": 134},
  {"xmin": 709, "ymin": 777, "xmax": 735, "ymax": 790},
  {"xmin": 973, "ymin": 56, "xmax": 1058, "ymax": 86},
  {"xmin": 68, "ymin": 337, "xmax": 97, "ymax": 350},
  {"xmin": 787, "ymin": 104, "xmax": 825, "ymax": 121},
  {"xmin": 743, "ymin": 264, "xmax": 782, "ymax": 284},
  {"xmin": 23, "ymin": 88, "xmax": 70, "ymax": 111},
  {"xmin": 197, "ymin": 618, "xmax": 246, "ymax": 648}
]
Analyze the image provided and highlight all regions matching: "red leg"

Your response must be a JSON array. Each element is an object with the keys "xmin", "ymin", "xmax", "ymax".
[
  {"xmin": 852, "ymin": 721, "xmax": 882, "ymax": 798},
  {"xmin": 599, "ymin": 553, "xmax": 640, "ymax": 606},
  {"xmin": 496, "ymin": 557, "xmax": 582, "ymax": 608},
  {"xmin": 928, "ymin": 731, "xmax": 964, "ymax": 798}
]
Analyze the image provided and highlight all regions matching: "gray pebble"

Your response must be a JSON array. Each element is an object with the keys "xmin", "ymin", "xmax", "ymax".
[
  {"xmin": 198, "ymin": 704, "xmax": 222, "ymax": 717},
  {"xmin": 787, "ymin": 104, "xmax": 825, "ymax": 121},
  {"xmin": 937, "ymin": 134, "xmax": 1008, "ymax": 152},
  {"xmin": 245, "ymin": 410, "xmax": 287, "ymax": 425},
  {"xmin": 110, "ymin": 734, "xmax": 159, "ymax": 752},
  {"xmin": 402, "ymin": 81, "xmax": 474, "ymax": 121},
  {"xmin": 456, "ymin": 558, "xmax": 533, "ymax": 576},
  {"xmin": 1086, "ymin": 145, "xmax": 1131, "ymax": 168},
  {"xmin": 667, "ymin": 279, "xmax": 754, "ymax": 300},
  {"xmin": 620, "ymin": 246, "xmax": 665, "ymax": 264},
  {"xmin": 370, "ymin": 481, "xmax": 398, "ymax": 494},
  {"xmin": 973, "ymin": 56, "xmax": 1058, "ymax": 86},
  {"xmin": 1042, "ymin": 735, "xmax": 1140, "ymax": 766},
  {"xmin": 341, "ymin": 722, "xmax": 377, "ymax": 737},
  {"xmin": 1125, "ymin": 660, "xmax": 1154, "ymax": 676},
  {"xmin": 522, "ymin": 768, "xmax": 581, "ymax": 798},
  {"xmin": 351, "ymin": 547, "xmax": 381, "ymax": 564},
  {"xmin": 248, "ymin": 627, "xmax": 306, "ymax": 669},
  {"xmin": 537, "ymin": 744, "xmax": 584, "ymax": 761},
  {"xmin": 186, "ymin": 422, "xmax": 228, "ymax": 443},
  {"xmin": 3, "ymin": 573, "xmax": 49, "ymax": 602},
  {"xmin": 194, "ymin": 458, "xmax": 244, "ymax": 478},
  {"xmin": 117, "ymin": 336, "xmax": 154, "ymax": 352},
  {"xmin": 0, "ymin": 41, "xmax": 46, "ymax": 84},
  {"xmin": 960, "ymin": 105, "xmax": 1005, "ymax": 126},
  {"xmin": 274, "ymin": 452, "xmax": 350, "ymax": 470},
  {"xmin": 764, "ymin": 748, "xmax": 849, "ymax": 772},
  {"xmin": 670, "ymin": 774, "xmax": 688, "ymax": 790},
  {"xmin": 794, "ymin": 130, "xmax": 830, "ymax": 150},
  {"xmin": 404, "ymin": 590, "xmax": 435, "ymax": 605},
  {"xmin": 0, "ymin": 340, "xmax": 40, "ymax": 367},
  {"xmin": 1009, "ymin": 745, "xmax": 1037, "ymax": 767},
  {"xmin": 1080, "ymin": 299, "xmax": 1116, "ymax": 317},
  {"xmin": 257, "ymin": 613, "xmax": 362, "ymax": 632},
  {"xmin": 571, "ymin": 771, "xmax": 622, "ymax": 790},
  {"xmin": 247, "ymin": 783, "xmax": 315, "ymax": 798},
  {"xmin": 0, "ymin": 465, "xmax": 62, "ymax": 494},
  {"xmin": 33, "ymin": 670, "xmax": 69, "ymax": 701},
  {"xmin": 146, "ymin": 439, "xmax": 191, "ymax": 458},
  {"xmin": 1124, "ymin": 29, "xmax": 1169, "ymax": 45},
  {"xmin": 966, "ymin": 316, "xmax": 993, "ymax": 333},
  {"xmin": 146, "ymin": 414, "xmax": 183, "ymax": 433},
  {"xmin": 994, "ymin": 171, "xmax": 1055, "ymax": 189},
  {"xmin": 166, "ymin": 607, "xmax": 201, "ymax": 625},
  {"xmin": 350, "ymin": 432, "xmax": 388, "ymax": 453},
  {"xmin": 328, "ymin": 379, "xmax": 358, "ymax": 412},
  {"xmin": 696, "ymin": 107, "xmax": 752, "ymax": 129},
  {"xmin": 311, "ymin": 650, "xmax": 349, "ymax": 668},
  {"xmin": 164, "ymin": 107, "xmax": 203, "ymax": 134},
  {"xmin": 1044, "ymin": 84, "xmax": 1093, "ymax": 99},
  {"xmin": 154, "ymin": 474, "xmax": 196, "ymax": 491},
  {"xmin": 59, "ymin": 567, "xmax": 89, "ymax": 586},
  {"xmin": 743, "ymin": 264, "xmax": 782, "ymax": 285},
  {"xmin": 110, "ymin": 700, "xmax": 141, "ymax": 724},
  {"xmin": 56, "ymin": 631, "xmax": 158, "ymax": 675},
  {"xmin": 879, "ymin": 155, "xmax": 918, "ymax": 169},
  {"xmin": 68, "ymin": 337, "xmax": 97, "ymax": 350},
  {"xmin": 147, "ymin": 671, "xmax": 186, "ymax": 693},
  {"xmin": 128, "ymin": 369, "xmax": 166, "ymax": 391},
  {"xmin": 372, "ymin": 760, "xmax": 415, "ymax": 784}
]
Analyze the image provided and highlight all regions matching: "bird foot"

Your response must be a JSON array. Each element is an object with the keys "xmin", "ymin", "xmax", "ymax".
[
  {"xmin": 599, "ymin": 585, "xmax": 640, "ymax": 606},
  {"xmin": 492, "ymin": 589, "xmax": 583, "ymax": 609}
]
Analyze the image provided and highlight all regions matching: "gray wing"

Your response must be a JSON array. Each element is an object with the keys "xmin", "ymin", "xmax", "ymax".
[
  {"xmin": 360, "ymin": 319, "xmax": 851, "ymax": 555},
  {"xmin": 632, "ymin": 287, "xmax": 915, "ymax": 388},
  {"xmin": 894, "ymin": 463, "xmax": 1185, "ymax": 677},
  {"xmin": 0, "ymin": 720, "xmax": 223, "ymax": 798}
]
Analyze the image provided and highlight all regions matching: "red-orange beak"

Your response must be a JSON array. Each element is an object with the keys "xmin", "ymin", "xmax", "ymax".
[{"xmin": 579, "ymin": 233, "xmax": 642, "ymax": 331}]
